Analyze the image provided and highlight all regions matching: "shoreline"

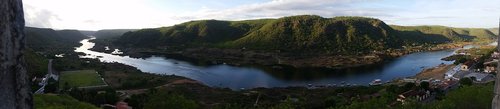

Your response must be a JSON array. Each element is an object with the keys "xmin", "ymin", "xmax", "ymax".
[
  {"xmin": 74, "ymin": 38, "xmax": 495, "ymax": 91},
  {"xmin": 88, "ymin": 38, "xmax": 471, "ymax": 70}
]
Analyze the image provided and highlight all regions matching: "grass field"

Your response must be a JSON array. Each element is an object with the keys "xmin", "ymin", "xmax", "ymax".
[{"xmin": 59, "ymin": 70, "xmax": 106, "ymax": 88}]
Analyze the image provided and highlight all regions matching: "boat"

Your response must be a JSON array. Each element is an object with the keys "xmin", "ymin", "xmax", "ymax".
[
  {"xmin": 369, "ymin": 79, "xmax": 383, "ymax": 86},
  {"xmin": 341, "ymin": 81, "xmax": 347, "ymax": 84}
]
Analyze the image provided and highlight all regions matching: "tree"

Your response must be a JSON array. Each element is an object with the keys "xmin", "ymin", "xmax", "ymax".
[
  {"xmin": 271, "ymin": 97, "xmax": 296, "ymax": 109},
  {"xmin": 459, "ymin": 78, "xmax": 473, "ymax": 86},
  {"xmin": 143, "ymin": 92, "xmax": 198, "ymax": 109},
  {"xmin": 403, "ymin": 83, "xmax": 416, "ymax": 91},
  {"xmin": 0, "ymin": 0, "xmax": 33, "ymax": 108},
  {"xmin": 454, "ymin": 56, "xmax": 468, "ymax": 65},
  {"xmin": 420, "ymin": 81, "xmax": 430, "ymax": 90},
  {"xmin": 427, "ymin": 84, "xmax": 493, "ymax": 109}
]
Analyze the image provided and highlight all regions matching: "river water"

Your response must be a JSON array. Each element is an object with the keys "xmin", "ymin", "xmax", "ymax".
[{"xmin": 76, "ymin": 37, "xmax": 478, "ymax": 90}]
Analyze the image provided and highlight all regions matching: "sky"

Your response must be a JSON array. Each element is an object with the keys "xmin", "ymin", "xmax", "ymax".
[{"xmin": 23, "ymin": 0, "xmax": 500, "ymax": 30}]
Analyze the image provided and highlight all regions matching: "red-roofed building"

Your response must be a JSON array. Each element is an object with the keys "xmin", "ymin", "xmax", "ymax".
[
  {"xmin": 396, "ymin": 90, "xmax": 431, "ymax": 105},
  {"xmin": 437, "ymin": 80, "xmax": 459, "ymax": 93}
]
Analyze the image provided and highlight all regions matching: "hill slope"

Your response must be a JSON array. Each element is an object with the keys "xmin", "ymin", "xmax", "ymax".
[
  {"xmin": 25, "ymin": 27, "xmax": 88, "ymax": 52},
  {"xmin": 112, "ymin": 15, "xmax": 495, "ymax": 54},
  {"xmin": 231, "ymin": 16, "xmax": 400, "ymax": 53},
  {"xmin": 391, "ymin": 25, "xmax": 496, "ymax": 42}
]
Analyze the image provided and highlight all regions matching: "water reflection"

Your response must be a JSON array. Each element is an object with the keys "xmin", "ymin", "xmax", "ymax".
[{"xmin": 76, "ymin": 37, "xmax": 465, "ymax": 89}]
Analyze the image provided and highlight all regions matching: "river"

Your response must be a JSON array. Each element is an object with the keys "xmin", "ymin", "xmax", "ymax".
[{"xmin": 75, "ymin": 37, "xmax": 479, "ymax": 90}]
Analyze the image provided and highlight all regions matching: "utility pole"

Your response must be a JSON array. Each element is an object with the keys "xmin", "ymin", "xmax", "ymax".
[
  {"xmin": 493, "ymin": 18, "xmax": 500, "ymax": 109},
  {"xmin": 0, "ymin": 0, "xmax": 32, "ymax": 109}
]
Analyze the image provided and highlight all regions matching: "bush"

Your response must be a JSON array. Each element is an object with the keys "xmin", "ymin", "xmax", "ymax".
[
  {"xmin": 459, "ymin": 78, "xmax": 473, "ymax": 86},
  {"xmin": 143, "ymin": 91, "xmax": 199, "ymax": 109}
]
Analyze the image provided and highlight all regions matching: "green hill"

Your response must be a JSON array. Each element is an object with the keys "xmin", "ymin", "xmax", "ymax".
[
  {"xmin": 116, "ymin": 19, "xmax": 273, "ymax": 47},
  {"xmin": 230, "ymin": 16, "xmax": 401, "ymax": 53},
  {"xmin": 112, "ymin": 15, "xmax": 496, "ymax": 54},
  {"xmin": 25, "ymin": 27, "xmax": 88, "ymax": 52},
  {"xmin": 391, "ymin": 25, "xmax": 496, "ymax": 42},
  {"xmin": 24, "ymin": 27, "xmax": 90, "ymax": 79},
  {"xmin": 79, "ymin": 30, "xmax": 96, "ymax": 36}
]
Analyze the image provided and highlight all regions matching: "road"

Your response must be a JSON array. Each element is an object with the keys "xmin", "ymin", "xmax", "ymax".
[{"xmin": 34, "ymin": 59, "xmax": 54, "ymax": 94}]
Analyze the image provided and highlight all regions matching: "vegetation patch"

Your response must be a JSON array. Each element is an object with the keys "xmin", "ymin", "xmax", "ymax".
[
  {"xmin": 60, "ymin": 70, "xmax": 106, "ymax": 88},
  {"xmin": 98, "ymin": 63, "xmax": 185, "ymax": 89},
  {"xmin": 34, "ymin": 94, "xmax": 99, "ymax": 109}
]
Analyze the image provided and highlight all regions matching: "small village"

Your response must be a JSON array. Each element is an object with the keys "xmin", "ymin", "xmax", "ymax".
[
  {"xmin": 299, "ymin": 44, "xmax": 498, "ymax": 107},
  {"xmin": 388, "ymin": 45, "xmax": 498, "ymax": 106}
]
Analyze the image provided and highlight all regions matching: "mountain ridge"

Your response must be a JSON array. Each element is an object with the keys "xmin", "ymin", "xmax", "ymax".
[{"xmin": 112, "ymin": 15, "xmax": 496, "ymax": 54}]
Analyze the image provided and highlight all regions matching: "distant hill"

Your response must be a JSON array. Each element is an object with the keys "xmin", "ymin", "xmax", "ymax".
[
  {"xmin": 79, "ymin": 30, "xmax": 96, "ymax": 36},
  {"xmin": 391, "ymin": 25, "xmax": 496, "ymax": 43},
  {"xmin": 93, "ymin": 29, "xmax": 137, "ymax": 39},
  {"xmin": 25, "ymin": 27, "xmax": 88, "ymax": 52},
  {"xmin": 112, "ymin": 15, "xmax": 496, "ymax": 54}
]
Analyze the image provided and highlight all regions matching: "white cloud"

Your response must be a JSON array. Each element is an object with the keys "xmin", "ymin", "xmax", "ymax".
[
  {"xmin": 23, "ymin": 0, "xmax": 181, "ymax": 30},
  {"xmin": 176, "ymin": 0, "xmax": 391, "ymax": 21},
  {"xmin": 24, "ymin": 4, "xmax": 61, "ymax": 28},
  {"xmin": 23, "ymin": 0, "xmax": 500, "ymax": 30}
]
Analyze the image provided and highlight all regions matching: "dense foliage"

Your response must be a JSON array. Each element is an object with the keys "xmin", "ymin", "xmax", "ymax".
[
  {"xmin": 392, "ymin": 25, "xmax": 496, "ymax": 43},
  {"xmin": 422, "ymin": 83, "xmax": 494, "ymax": 109},
  {"xmin": 34, "ymin": 94, "xmax": 99, "ymax": 109},
  {"xmin": 25, "ymin": 27, "xmax": 88, "ymax": 53},
  {"xmin": 112, "ymin": 15, "xmax": 496, "ymax": 54}
]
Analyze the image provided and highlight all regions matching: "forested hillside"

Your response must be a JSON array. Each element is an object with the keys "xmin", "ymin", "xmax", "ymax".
[
  {"xmin": 112, "ymin": 15, "xmax": 496, "ymax": 54},
  {"xmin": 392, "ymin": 25, "xmax": 496, "ymax": 43},
  {"xmin": 24, "ymin": 27, "xmax": 89, "ymax": 80},
  {"xmin": 25, "ymin": 27, "xmax": 88, "ymax": 52}
]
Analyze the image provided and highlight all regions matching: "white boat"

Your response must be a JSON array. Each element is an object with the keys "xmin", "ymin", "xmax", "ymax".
[{"xmin": 369, "ymin": 79, "xmax": 383, "ymax": 86}]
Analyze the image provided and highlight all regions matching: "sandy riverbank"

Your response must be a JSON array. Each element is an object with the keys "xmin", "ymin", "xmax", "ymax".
[{"xmin": 415, "ymin": 64, "xmax": 455, "ymax": 80}]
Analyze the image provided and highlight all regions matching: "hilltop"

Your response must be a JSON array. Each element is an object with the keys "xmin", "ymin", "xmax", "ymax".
[
  {"xmin": 392, "ymin": 25, "xmax": 496, "ymax": 42},
  {"xmin": 25, "ymin": 27, "xmax": 89, "ymax": 53},
  {"xmin": 113, "ymin": 15, "xmax": 495, "ymax": 54},
  {"xmin": 115, "ymin": 15, "xmax": 402, "ymax": 54},
  {"xmin": 93, "ymin": 29, "xmax": 137, "ymax": 39}
]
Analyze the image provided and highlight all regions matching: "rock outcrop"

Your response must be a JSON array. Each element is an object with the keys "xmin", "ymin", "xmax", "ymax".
[{"xmin": 0, "ymin": 0, "xmax": 33, "ymax": 109}]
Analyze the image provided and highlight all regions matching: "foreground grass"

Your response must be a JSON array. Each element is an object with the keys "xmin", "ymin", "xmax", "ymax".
[
  {"xmin": 60, "ymin": 70, "xmax": 106, "ymax": 88},
  {"xmin": 34, "ymin": 94, "xmax": 99, "ymax": 109},
  {"xmin": 421, "ymin": 83, "xmax": 494, "ymax": 109}
]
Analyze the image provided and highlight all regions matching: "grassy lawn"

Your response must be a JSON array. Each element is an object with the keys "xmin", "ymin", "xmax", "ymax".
[{"xmin": 59, "ymin": 70, "xmax": 106, "ymax": 88}]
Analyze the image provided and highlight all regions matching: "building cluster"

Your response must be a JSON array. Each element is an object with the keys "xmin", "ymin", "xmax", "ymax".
[{"xmin": 393, "ymin": 49, "xmax": 499, "ymax": 106}]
